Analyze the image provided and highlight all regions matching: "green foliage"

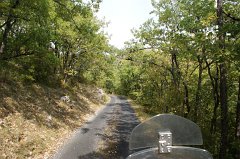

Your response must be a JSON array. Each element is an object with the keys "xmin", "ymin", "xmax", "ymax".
[
  {"xmin": 108, "ymin": 0, "xmax": 240, "ymax": 158},
  {"xmin": 0, "ymin": 0, "xmax": 239, "ymax": 158},
  {"xmin": 0, "ymin": 0, "xmax": 109, "ymax": 86}
]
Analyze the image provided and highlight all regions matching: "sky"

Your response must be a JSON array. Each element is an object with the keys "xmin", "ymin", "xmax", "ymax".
[{"xmin": 96, "ymin": 0, "xmax": 153, "ymax": 49}]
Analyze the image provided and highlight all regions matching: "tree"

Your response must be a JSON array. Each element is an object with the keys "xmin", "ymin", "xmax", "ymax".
[
  {"xmin": 111, "ymin": 0, "xmax": 240, "ymax": 158},
  {"xmin": 0, "ymin": 0, "xmax": 109, "ymax": 85}
]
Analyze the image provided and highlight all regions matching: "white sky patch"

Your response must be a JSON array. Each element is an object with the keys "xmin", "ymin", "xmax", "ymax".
[{"xmin": 96, "ymin": 0, "xmax": 153, "ymax": 49}]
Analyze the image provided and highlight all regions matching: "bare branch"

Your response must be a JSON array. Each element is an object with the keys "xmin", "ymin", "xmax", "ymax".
[
  {"xmin": 0, "ymin": 21, "xmax": 8, "ymax": 28},
  {"xmin": 223, "ymin": 10, "xmax": 240, "ymax": 22},
  {"xmin": 0, "ymin": 52, "xmax": 35, "ymax": 61},
  {"xmin": 189, "ymin": 64, "xmax": 199, "ymax": 76}
]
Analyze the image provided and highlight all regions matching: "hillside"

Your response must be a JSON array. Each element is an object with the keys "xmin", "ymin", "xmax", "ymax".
[{"xmin": 0, "ymin": 81, "xmax": 108, "ymax": 159}]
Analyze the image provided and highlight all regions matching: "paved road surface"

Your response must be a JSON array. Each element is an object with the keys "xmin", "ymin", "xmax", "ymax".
[{"xmin": 53, "ymin": 96, "xmax": 140, "ymax": 159}]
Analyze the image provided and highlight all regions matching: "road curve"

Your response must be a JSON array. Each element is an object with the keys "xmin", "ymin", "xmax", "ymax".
[{"xmin": 52, "ymin": 95, "xmax": 140, "ymax": 159}]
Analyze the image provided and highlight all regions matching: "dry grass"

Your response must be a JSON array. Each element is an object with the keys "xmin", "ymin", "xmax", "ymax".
[
  {"xmin": 0, "ymin": 81, "xmax": 108, "ymax": 159},
  {"xmin": 127, "ymin": 99, "xmax": 151, "ymax": 122}
]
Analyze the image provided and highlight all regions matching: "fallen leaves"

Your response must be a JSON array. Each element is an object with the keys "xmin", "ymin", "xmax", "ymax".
[{"xmin": 0, "ymin": 82, "xmax": 108, "ymax": 159}]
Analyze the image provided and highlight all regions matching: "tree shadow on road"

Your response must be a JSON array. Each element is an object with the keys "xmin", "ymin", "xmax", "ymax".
[
  {"xmin": 77, "ymin": 152, "xmax": 107, "ymax": 159},
  {"xmin": 78, "ymin": 96, "xmax": 141, "ymax": 159}
]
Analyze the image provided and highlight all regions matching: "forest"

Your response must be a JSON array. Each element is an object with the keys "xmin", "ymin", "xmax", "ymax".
[
  {"xmin": 0, "ymin": 0, "xmax": 239, "ymax": 159},
  {"xmin": 0, "ymin": 0, "xmax": 111, "ymax": 85}
]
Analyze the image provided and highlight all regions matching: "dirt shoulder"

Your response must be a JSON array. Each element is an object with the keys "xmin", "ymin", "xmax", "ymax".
[
  {"xmin": 0, "ymin": 81, "xmax": 109, "ymax": 159},
  {"xmin": 127, "ymin": 99, "xmax": 152, "ymax": 122}
]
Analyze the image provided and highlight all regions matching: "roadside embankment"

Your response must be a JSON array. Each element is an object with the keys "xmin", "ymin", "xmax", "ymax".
[{"xmin": 0, "ymin": 81, "xmax": 108, "ymax": 159}]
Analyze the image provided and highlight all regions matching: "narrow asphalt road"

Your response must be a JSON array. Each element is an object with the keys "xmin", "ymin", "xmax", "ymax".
[{"xmin": 53, "ymin": 95, "xmax": 140, "ymax": 159}]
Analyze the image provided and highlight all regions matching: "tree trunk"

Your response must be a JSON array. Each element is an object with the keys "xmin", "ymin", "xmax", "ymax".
[
  {"xmin": 183, "ymin": 82, "xmax": 190, "ymax": 117},
  {"xmin": 171, "ymin": 51, "xmax": 190, "ymax": 117},
  {"xmin": 212, "ymin": 65, "xmax": 220, "ymax": 134},
  {"xmin": 194, "ymin": 55, "xmax": 203, "ymax": 122},
  {"xmin": 219, "ymin": 63, "xmax": 228, "ymax": 159},
  {"xmin": 217, "ymin": 0, "xmax": 229, "ymax": 158},
  {"xmin": 171, "ymin": 53, "xmax": 178, "ymax": 87},
  {"xmin": 236, "ymin": 76, "xmax": 240, "ymax": 138},
  {"xmin": 0, "ymin": 0, "xmax": 20, "ymax": 55},
  {"xmin": 235, "ymin": 76, "xmax": 240, "ymax": 159},
  {"xmin": 206, "ymin": 61, "xmax": 220, "ymax": 134}
]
